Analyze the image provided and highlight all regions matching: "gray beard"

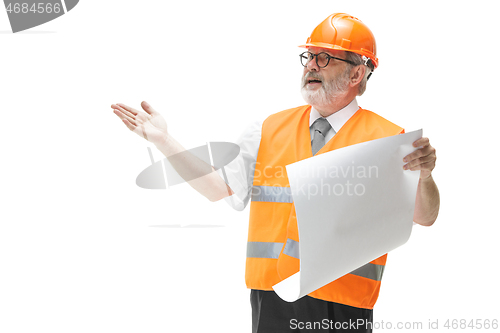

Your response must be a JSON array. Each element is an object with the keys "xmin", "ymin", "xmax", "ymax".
[{"xmin": 301, "ymin": 71, "xmax": 350, "ymax": 107}]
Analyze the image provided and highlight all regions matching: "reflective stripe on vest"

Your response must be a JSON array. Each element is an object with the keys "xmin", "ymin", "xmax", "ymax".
[
  {"xmin": 350, "ymin": 262, "xmax": 385, "ymax": 281},
  {"xmin": 247, "ymin": 241, "xmax": 284, "ymax": 259},
  {"xmin": 247, "ymin": 240, "xmax": 384, "ymax": 282},
  {"xmin": 283, "ymin": 238, "xmax": 299, "ymax": 259},
  {"xmin": 246, "ymin": 241, "xmax": 298, "ymax": 260},
  {"xmin": 251, "ymin": 185, "xmax": 293, "ymax": 203}
]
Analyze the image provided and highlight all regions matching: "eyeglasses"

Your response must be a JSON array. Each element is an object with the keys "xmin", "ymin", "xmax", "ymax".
[{"xmin": 299, "ymin": 51, "xmax": 357, "ymax": 68}]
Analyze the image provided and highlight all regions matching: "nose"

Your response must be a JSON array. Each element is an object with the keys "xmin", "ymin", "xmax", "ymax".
[{"xmin": 306, "ymin": 54, "xmax": 319, "ymax": 71}]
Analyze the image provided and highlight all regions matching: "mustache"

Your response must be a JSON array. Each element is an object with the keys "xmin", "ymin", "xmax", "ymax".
[
  {"xmin": 302, "ymin": 72, "xmax": 324, "ymax": 88},
  {"xmin": 304, "ymin": 72, "xmax": 323, "ymax": 80}
]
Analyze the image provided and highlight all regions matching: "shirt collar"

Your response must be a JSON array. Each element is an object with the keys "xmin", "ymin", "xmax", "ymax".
[{"xmin": 309, "ymin": 98, "xmax": 359, "ymax": 133}]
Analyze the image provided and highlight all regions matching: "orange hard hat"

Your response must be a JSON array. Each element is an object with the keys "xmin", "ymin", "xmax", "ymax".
[{"xmin": 300, "ymin": 13, "xmax": 379, "ymax": 69}]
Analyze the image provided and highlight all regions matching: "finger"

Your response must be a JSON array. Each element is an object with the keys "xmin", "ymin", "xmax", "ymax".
[
  {"xmin": 407, "ymin": 160, "xmax": 435, "ymax": 172},
  {"xmin": 404, "ymin": 154, "xmax": 435, "ymax": 170},
  {"xmin": 141, "ymin": 101, "xmax": 157, "ymax": 115},
  {"xmin": 112, "ymin": 104, "xmax": 137, "ymax": 119},
  {"xmin": 412, "ymin": 137, "xmax": 430, "ymax": 148},
  {"xmin": 115, "ymin": 105, "xmax": 139, "ymax": 119},
  {"xmin": 403, "ymin": 149, "xmax": 424, "ymax": 163},
  {"xmin": 403, "ymin": 145, "xmax": 435, "ymax": 163},
  {"xmin": 115, "ymin": 103, "xmax": 139, "ymax": 116},
  {"xmin": 113, "ymin": 108, "xmax": 137, "ymax": 126},
  {"xmin": 122, "ymin": 118, "xmax": 137, "ymax": 131}
]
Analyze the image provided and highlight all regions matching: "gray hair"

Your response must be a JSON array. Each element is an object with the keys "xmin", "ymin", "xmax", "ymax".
[{"xmin": 345, "ymin": 52, "xmax": 373, "ymax": 96}]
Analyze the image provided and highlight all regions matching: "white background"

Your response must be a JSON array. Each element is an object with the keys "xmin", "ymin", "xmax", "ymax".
[{"xmin": 1, "ymin": 1, "xmax": 498, "ymax": 332}]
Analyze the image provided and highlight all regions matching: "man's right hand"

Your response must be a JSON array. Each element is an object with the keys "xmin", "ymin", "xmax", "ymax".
[{"xmin": 112, "ymin": 101, "xmax": 168, "ymax": 146}]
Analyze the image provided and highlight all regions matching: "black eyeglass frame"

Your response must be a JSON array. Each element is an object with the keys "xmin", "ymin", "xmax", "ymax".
[{"xmin": 299, "ymin": 51, "xmax": 357, "ymax": 68}]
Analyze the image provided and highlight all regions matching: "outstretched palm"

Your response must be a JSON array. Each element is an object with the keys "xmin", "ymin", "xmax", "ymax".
[{"xmin": 112, "ymin": 101, "xmax": 168, "ymax": 145}]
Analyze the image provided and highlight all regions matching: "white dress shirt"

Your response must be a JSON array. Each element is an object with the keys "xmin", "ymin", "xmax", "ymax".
[
  {"xmin": 309, "ymin": 98, "xmax": 359, "ymax": 143},
  {"xmin": 217, "ymin": 98, "xmax": 360, "ymax": 211}
]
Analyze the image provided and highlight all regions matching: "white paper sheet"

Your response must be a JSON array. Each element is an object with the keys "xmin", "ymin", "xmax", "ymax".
[{"xmin": 272, "ymin": 130, "xmax": 422, "ymax": 302}]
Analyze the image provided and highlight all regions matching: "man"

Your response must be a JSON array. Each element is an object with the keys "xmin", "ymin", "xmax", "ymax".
[{"xmin": 113, "ymin": 13, "xmax": 439, "ymax": 333}]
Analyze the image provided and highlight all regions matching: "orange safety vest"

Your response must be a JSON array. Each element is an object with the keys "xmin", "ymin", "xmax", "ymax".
[{"xmin": 246, "ymin": 105, "xmax": 404, "ymax": 309}]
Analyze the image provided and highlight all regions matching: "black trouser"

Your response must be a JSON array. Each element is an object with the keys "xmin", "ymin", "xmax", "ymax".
[{"xmin": 251, "ymin": 290, "xmax": 373, "ymax": 333}]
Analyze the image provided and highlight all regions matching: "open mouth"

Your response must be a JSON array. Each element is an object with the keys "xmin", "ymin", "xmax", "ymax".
[{"xmin": 305, "ymin": 77, "xmax": 323, "ymax": 88}]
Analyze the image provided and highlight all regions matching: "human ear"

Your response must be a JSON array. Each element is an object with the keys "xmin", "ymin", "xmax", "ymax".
[{"xmin": 349, "ymin": 65, "xmax": 366, "ymax": 86}]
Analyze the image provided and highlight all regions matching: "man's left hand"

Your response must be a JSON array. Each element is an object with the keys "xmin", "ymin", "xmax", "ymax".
[{"xmin": 403, "ymin": 137, "xmax": 436, "ymax": 180}]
